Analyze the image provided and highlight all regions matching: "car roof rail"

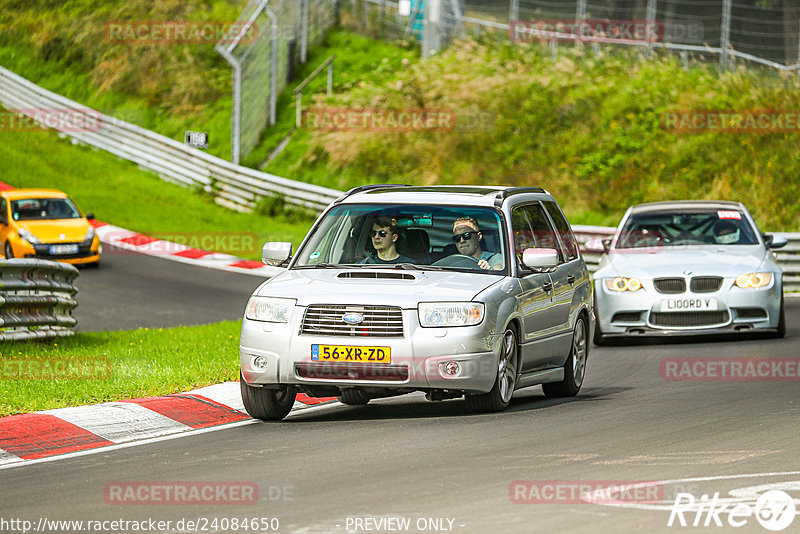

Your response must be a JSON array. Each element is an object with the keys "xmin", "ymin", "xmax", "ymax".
[
  {"xmin": 493, "ymin": 187, "xmax": 548, "ymax": 207},
  {"xmin": 333, "ymin": 184, "xmax": 411, "ymax": 204}
]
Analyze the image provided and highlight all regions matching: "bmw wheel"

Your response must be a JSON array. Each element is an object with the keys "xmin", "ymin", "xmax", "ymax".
[{"xmin": 465, "ymin": 326, "xmax": 518, "ymax": 413}]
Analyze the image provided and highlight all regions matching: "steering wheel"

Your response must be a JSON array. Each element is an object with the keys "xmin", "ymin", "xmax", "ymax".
[{"xmin": 432, "ymin": 254, "xmax": 481, "ymax": 268}]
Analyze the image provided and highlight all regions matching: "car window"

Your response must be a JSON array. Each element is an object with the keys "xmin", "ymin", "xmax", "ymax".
[
  {"xmin": 523, "ymin": 204, "xmax": 563, "ymax": 261},
  {"xmin": 617, "ymin": 209, "xmax": 759, "ymax": 247},
  {"xmin": 0, "ymin": 198, "xmax": 6, "ymax": 224},
  {"xmin": 543, "ymin": 201, "xmax": 579, "ymax": 261},
  {"xmin": 11, "ymin": 198, "xmax": 81, "ymax": 221},
  {"xmin": 293, "ymin": 203, "xmax": 507, "ymax": 273}
]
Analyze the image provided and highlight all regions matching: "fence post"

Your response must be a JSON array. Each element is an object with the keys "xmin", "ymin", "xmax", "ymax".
[
  {"xmin": 720, "ymin": 0, "xmax": 732, "ymax": 70},
  {"xmin": 645, "ymin": 0, "xmax": 657, "ymax": 58},
  {"xmin": 575, "ymin": 0, "xmax": 587, "ymax": 45},
  {"xmin": 301, "ymin": 0, "xmax": 309, "ymax": 63},
  {"xmin": 267, "ymin": 8, "xmax": 278, "ymax": 126},
  {"xmin": 510, "ymin": 0, "xmax": 519, "ymax": 24}
]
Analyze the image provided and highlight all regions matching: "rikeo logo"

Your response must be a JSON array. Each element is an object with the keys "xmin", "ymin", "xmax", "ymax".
[{"xmin": 668, "ymin": 490, "xmax": 796, "ymax": 530}]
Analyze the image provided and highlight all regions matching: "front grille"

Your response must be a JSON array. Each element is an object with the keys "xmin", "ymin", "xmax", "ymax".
[
  {"xmin": 32, "ymin": 242, "xmax": 94, "ymax": 260},
  {"xmin": 690, "ymin": 276, "xmax": 723, "ymax": 293},
  {"xmin": 296, "ymin": 362, "xmax": 409, "ymax": 381},
  {"xmin": 612, "ymin": 312, "xmax": 643, "ymax": 323},
  {"xmin": 734, "ymin": 307, "xmax": 767, "ymax": 319},
  {"xmin": 650, "ymin": 311, "xmax": 729, "ymax": 327},
  {"xmin": 301, "ymin": 305, "xmax": 404, "ymax": 337},
  {"xmin": 654, "ymin": 278, "xmax": 686, "ymax": 294}
]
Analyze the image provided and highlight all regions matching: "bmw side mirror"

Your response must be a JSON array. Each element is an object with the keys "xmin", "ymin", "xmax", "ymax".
[
  {"xmin": 262, "ymin": 242, "xmax": 292, "ymax": 266},
  {"xmin": 583, "ymin": 238, "xmax": 608, "ymax": 254},
  {"xmin": 522, "ymin": 248, "xmax": 559, "ymax": 270},
  {"xmin": 764, "ymin": 233, "xmax": 787, "ymax": 249}
]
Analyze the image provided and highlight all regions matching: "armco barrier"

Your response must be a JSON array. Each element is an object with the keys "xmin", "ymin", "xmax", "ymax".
[
  {"xmin": 0, "ymin": 259, "xmax": 79, "ymax": 341},
  {"xmin": 572, "ymin": 226, "xmax": 800, "ymax": 292},
  {"xmin": 0, "ymin": 66, "xmax": 341, "ymax": 212}
]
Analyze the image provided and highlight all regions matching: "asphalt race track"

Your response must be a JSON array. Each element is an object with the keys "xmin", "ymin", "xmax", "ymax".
[
  {"xmin": 3, "ymin": 295, "xmax": 799, "ymax": 533},
  {"xmin": 71, "ymin": 244, "xmax": 264, "ymax": 331}
]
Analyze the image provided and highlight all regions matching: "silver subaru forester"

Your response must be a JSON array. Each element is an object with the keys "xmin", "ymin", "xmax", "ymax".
[{"xmin": 239, "ymin": 185, "xmax": 594, "ymax": 420}]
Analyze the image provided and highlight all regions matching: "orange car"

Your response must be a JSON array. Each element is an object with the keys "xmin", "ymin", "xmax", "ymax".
[{"xmin": 0, "ymin": 189, "xmax": 101, "ymax": 266}]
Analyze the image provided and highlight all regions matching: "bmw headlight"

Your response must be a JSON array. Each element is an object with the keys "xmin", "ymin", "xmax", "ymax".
[
  {"xmin": 735, "ymin": 272, "xmax": 772, "ymax": 289},
  {"xmin": 84, "ymin": 226, "xmax": 96, "ymax": 243},
  {"xmin": 18, "ymin": 228, "xmax": 40, "ymax": 245},
  {"xmin": 605, "ymin": 277, "xmax": 642, "ymax": 292},
  {"xmin": 245, "ymin": 296, "xmax": 296, "ymax": 323},
  {"xmin": 418, "ymin": 302, "xmax": 484, "ymax": 328}
]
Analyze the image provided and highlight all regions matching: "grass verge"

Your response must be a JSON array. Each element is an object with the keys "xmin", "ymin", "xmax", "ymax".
[{"xmin": 0, "ymin": 321, "xmax": 241, "ymax": 417}]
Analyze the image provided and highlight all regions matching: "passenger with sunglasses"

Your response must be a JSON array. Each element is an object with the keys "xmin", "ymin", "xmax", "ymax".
[
  {"xmin": 451, "ymin": 217, "xmax": 503, "ymax": 270},
  {"xmin": 358, "ymin": 216, "xmax": 415, "ymax": 265}
]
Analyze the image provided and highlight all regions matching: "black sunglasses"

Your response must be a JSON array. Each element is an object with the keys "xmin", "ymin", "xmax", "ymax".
[
  {"xmin": 370, "ymin": 230, "xmax": 389, "ymax": 238},
  {"xmin": 451, "ymin": 231, "xmax": 476, "ymax": 243}
]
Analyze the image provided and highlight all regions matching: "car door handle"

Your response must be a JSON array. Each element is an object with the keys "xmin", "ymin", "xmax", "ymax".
[
  {"xmin": 567, "ymin": 275, "xmax": 576, "ymax": 285},
  {"xmin": 542, "ymin": 282, "xmax": 553, "ymax": 292}
]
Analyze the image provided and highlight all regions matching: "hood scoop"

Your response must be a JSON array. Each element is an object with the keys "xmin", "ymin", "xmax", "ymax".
[{"xmin": 338, "ymin": 271, "xmax": 416, "ymax": 280}]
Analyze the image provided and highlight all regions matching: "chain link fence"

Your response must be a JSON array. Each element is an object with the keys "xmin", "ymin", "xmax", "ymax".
[
  {"xmin": 216, "ymin": 0, "xmax": 338, "ymax": 164},
  {"xmin": 352, "ymin": 0, "xmax": 800, "ymax": 73}
]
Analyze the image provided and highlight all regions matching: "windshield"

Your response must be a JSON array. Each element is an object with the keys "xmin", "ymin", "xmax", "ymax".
[
  {"xmin": 293, "ymin": 203, "xmax": 508, "ymax": 273},
  {"xmin": 11, "ymin": 198, "xmax": 82, "ymax": 221},
  {"xmin": 616, "ymin": 209, "xmax": 759, "ymax": 248}
]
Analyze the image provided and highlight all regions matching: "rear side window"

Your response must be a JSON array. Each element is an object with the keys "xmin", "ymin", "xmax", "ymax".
[
  {"xmin": 543, "ymin": 201, "xmax": 579, "ymax": 261},
  {"xmin": 512, "ymin": 204, "xmax": 562, "ymax": 262}
]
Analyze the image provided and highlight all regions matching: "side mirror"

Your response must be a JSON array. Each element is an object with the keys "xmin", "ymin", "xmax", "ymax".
[
  {"xmin": 764, "ymin": 233, "xmax": 788, "ymax": 249},
  {"xmin": 262, "ymin": 242, "xmax": 292, "ymax": 266},
  {"xmin": 522, "ymin": 248, "xmax": 559, "ymax": 270},
  {"xmin": 602, "ymin": 238, "xmax": 611, "ymax": 252},
  {"xmin": 85, "ymin": 212, "xmax": 95, "ymax": 221}
]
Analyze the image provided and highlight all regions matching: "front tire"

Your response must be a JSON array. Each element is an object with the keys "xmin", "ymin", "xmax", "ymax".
[
  {"xmin": 775, "ymin": 293, "xmax": 786, "ymax": 338},
  {"xmin": 4, "ymin": 242, "xmax": 13, "ymax": 259},
  {"xmin": 465, "ymin": 326, "xmax": 518, "ymax": 413},
  {"xmin": 338, "ymin": 389, "xmax": 370, "ymax": 405},
  {"xmin": 543, "ymin": 315, "xmax": 588, "ymax": 398},
  {"xmin": 240, "ymin": 374, "xmax": 296, "ymax": 421}
]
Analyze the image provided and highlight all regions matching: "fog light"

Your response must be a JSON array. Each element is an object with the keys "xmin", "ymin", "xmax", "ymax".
[
  {"xmin": 252, "ymin": 356, "xmax": 268, "ymax": 370},
  {"xmin": 440, "ymin": 361, "xmax": 462, "ymax": 377}
]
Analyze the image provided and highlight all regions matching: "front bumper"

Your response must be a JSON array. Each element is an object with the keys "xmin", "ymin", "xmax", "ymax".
[
  {"xmin": 595, "ymin": 276, "xmax": 782, "ymax": 337},
  {"xmin": 240, "ymin": 307, "xmax": 502, "ymax": 394},
  {"xmin": 16, "ymin": 238, "xmax": 101, "ymax": 264}
]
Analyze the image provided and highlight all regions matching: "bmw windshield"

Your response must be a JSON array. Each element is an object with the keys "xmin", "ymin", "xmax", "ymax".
[
  {"xmin": 293, "ymin": 203, "xmax": 508, "ymax": 273},
  {"xmin": 616, "ymin": 209, "xmax": 759, "ymax": 248}
]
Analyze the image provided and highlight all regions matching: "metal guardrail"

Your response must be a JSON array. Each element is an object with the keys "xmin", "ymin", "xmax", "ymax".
[
  {"xmin": 0, "ymin": 259, "xmax": 79, "ymax": 341},
  {"xmin": 572, "ymin": 225, "xmax": 800, "ymax": 292},
  {"xmin": 0, "ymin": 66, "xmax": 341, "ymax": 213}
]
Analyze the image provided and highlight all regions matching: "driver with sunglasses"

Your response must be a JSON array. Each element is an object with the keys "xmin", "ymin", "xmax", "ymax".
[
  {"xmin": 451, "ymin": 217, "xmax": 503, "ymax": 270},
  {"xmin": 358, "ymin": 216, "xmax": 415, "ymax": 265}
]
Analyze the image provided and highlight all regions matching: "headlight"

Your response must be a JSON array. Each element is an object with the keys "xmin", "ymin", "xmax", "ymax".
[
  {"xmin": 735, "ymin": 272, "xmax": 772, "ymax": 289},
  {"xmin": 84, "ymin": 226, "xmax": 96, "ymax": 243},
  {"xmin": 604, "ymin": 277, "xmax": 642, "ymax": 292},
  {"xmin": 245, "ymin": 296, "xmax": 296, "ymax": 323},
  {"xmin": 418, "ymin": 302, "xmax": 484, "ymax": 327},
  {"xmin": 18, "ymin": 228, "xmax": 40, "ymax": 244}
]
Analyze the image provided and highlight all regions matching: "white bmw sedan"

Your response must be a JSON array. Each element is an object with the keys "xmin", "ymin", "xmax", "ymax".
[{"xmin": 593, "ymin": 201, "xmax": 786, "ymax": 344}]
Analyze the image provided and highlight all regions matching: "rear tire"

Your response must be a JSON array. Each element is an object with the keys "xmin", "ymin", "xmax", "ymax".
[
  {"xmin": 338, "ymin": 389, "xmax": 370, "ymax": 405},
  {"xmin": 543, "ymin": 315, "xmax": 588, "ymax": 398},
  {"xmin": 465, "ymin": 326, "xmax": 518, "ymax": 413},
  {"xmin": 240, "ymin": 373, "xmax": 296, "ymax": 421}
]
